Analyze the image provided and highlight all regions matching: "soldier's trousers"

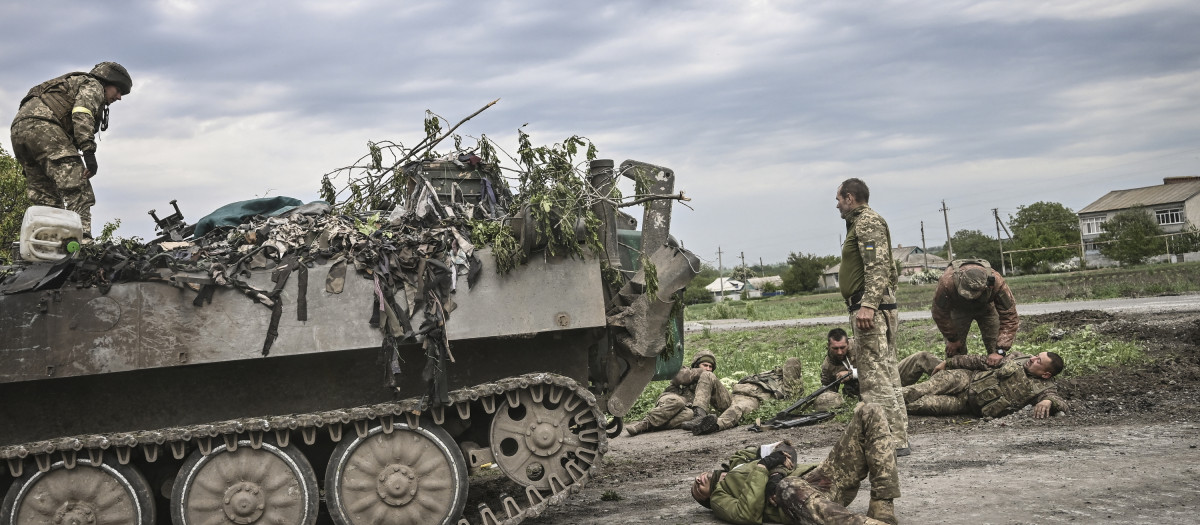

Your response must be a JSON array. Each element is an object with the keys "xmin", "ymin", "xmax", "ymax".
[
  {"xmin": 642, "ymin": 393, "xmax": 693, "ymax": 430},
  {"xmin": 11, "ymin": 119, "xmax": 95, "ymax": 235},
  {"xmin": 897, "ymin": 351, "xmax": 941, "ymax": 386},
  {"xmin": 814, "ymin": 352, "xmax": 936, "ymax": 412},
  {"xmin": 691, "ymin": 370, "xmax": 733, "ymax": 416},
  {"xmin": 943, "ymin": 305, "xmax": 1000, "ymax": 356},
  {"xmin": 850, "ymin": 308, "xmax": 908, "ymax": 449},
  {"xmin": 902, "ymin": 368, "xmax": 972, "ymax": 415},
  {"xmin": 718, "ymin": 390, "xmax": 765, "ymax": 431},
  {"xmin": 774, "ymin": 403, "xmax": 899, "ymax": 524},
  {"xmin": 717, "ymin": 357, "xmax": 803, "ymax": 430}
]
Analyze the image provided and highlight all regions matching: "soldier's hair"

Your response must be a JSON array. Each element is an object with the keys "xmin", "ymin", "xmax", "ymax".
[
  {"xmin": 827, "ymin": 328, "xmax": 848, "ymax": 342},
  {"xmin": 838, "ymin": 178, "xmax": 870, "ymax": 203},
  {"xmin": 1046, "ymin": 352, "xmax": 1065, "ymax": 376}
]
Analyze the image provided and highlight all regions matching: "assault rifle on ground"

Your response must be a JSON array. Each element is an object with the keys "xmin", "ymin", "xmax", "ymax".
[{"xmin": 748, "ymin": 371, "xmax": 852, "ymax": 431}]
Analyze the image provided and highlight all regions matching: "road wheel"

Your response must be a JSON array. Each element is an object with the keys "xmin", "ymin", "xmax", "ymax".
[
  {"xmin": 324, "ymin": 423, "xmax": 468, "ymax": 525},
  {"xmin": 2, "ymin": 457, "xmax": 155, "ymax": 525},
  {"xmin": 171, "ymin": 440, "xmax": 318, "ymax": 525}
]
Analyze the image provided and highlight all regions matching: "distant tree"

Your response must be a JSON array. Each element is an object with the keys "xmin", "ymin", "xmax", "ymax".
[
  {"xmin": 1096, "ymin": 207, "xmax": 1163, "ymax": 266},
  {"xmin": 947, "ymin": 229, "xmax": 1001, "ymax": 269},
  {"xmin": 1168, "ymin": 222, "xmax": 1200, "ymax": 256},
  {"xmin": 682, "ymin": 263, "xmax": 719, "ymax": 304},
  {"xmin": 729, "ymin": 265, "xmax": 755, "ymax": 282},
  {"xmin": 781, "ymin": 252, "xmax": 838, "ymax": 294},
  {"xmin": 1008, "ymin": 201, "xmax": 1079, "ymax": 272},
  {"xmin": 1, "ymin": 145, "xmax": 29, "ymax": 264}
]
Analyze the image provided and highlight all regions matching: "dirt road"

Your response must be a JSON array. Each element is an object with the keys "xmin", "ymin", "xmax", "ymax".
[{"xmin": 525, "ymin": 309, "xmax": 1200, "ymax": 525}]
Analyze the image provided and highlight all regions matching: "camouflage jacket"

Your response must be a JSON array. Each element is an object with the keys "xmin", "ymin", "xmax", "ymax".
[
  {"xmin": 12, "ymin": 73, "xmax": 107, "ymax": 158},
  {"xmin": 736, "ymin": 368, "xmax": 797, "ymax": 400},
  {"xmin": 945, "ymin": 351, "xmax": 1066, "ymax": 416},
  {"xmin": 819, "ymin": 351, "xmax": 861, "ymax": 398},
  {"xmin": 710, "ymin": 446, "xmax": 819, "ymax": 525},
  {"xmin": 839, "ymin": 205, "xmax": 897, "ymax": 310},
  {"xmin": 931, "ymin": 265, "xmax": 1020, "ymax": 349},
  {"xmin": 665, "ymin": 350, "xmax": 717, "ymax": 402}
]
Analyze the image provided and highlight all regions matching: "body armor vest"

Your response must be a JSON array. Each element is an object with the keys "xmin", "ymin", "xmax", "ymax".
[
  {"xmin": 967, "ymin": 356, "xmax": 1054, "ymax": 417},
  {"xmin": 19, "ymin": 72, "xmax": 102, "ymax": 135}
]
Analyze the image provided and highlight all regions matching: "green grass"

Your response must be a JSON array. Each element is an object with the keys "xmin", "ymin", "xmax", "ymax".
[
  {"xmin": 685, "ymin": 261, "xmax": 1200, "ymax": 322},
  {"xmin": 626, "ymin": 317, "xmax": 1148, "ymax": 422}
]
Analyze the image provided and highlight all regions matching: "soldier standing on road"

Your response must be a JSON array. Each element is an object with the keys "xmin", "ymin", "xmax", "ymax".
[
  {"xmin": 814, "ymin": 328, "xmax": 941, "ymax": 411},
  {"xmin": 10, "ymin": 62, "xmax": 132, "ymax": 237},
  {"xmin": 835, "ymin": 178, "xmax": 909, "ymax": 456},
  {"xmin": 903, "ymin": 350, "xmax": 1067, "ymax": 419},
  {"xmin": 691, "ymin": 357, "xmax": 804, "ymax": 435},
  {"xmin": 690, "ymin": 403, "xmax": 900, "ymax": 524},
  {"xmin": 931, "ymin": 259, "xmax": 1019, "ymax": 366},
  {"xmin": 626, "ymin": 351, "xmax": 732, "ymax": 436}
]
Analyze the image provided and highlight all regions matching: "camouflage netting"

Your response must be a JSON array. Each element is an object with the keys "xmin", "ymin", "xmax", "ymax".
[{"xmin": 0, "ymin": 108, "xmax": 649, "ymax": 406}]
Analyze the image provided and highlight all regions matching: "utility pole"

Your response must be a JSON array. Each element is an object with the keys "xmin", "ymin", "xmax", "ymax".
[
  {"xmin": 920, "ymin": 221, "xmax": 930, "ymax": 270},
  {"xmin": 739, "ymin": 251, "xmax": 746, "ymax": 274},
  {"xmin": 940, "ymin": 200, "xmax": 954, "ymax": 261},
  {"xmin": 717, "ymin": 246, "xmax": 725, "ymax": 301},
  {"xmin": 994, "ymin": 209, "xmax": 1014, "ymax": 275},
  {"xmin": 993, "ymin": 208, "xmax": 1006, "ymax": 276},
  {"xmin": 759, "ymin": 257, "xmax": 764, "ymax": 276}
]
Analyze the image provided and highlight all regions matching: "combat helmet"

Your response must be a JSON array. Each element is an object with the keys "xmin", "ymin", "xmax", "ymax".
[{"xmin": 90, "ymin": 61, "xmax": 133, "ymax": 95}]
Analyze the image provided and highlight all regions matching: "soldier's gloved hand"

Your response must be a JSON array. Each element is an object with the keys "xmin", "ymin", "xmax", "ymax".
[
  {"xmin": 759, "ymin": 450, "xmax": 790, "ymax": 470},
  {"xmin": 985, "ymin": 352, "xmax": 1006, "ymax": 367},
  {"xmin": 83, "ymin": 151, "xmax": 98, "ymax": 177}
]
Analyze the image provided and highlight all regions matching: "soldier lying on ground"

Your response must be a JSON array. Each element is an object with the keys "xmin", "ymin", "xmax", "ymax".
[
  {"xmin": 931, "ymin": 259, "xmax": 1018, "ymax": 364},
  {"xmin": 689, "ymin": 357, "xmax": 804, "ymax": 435},
  {"xmin": 690, "ymin": 403, "xmax": 900, "ymax": 525},
  {"xmin": 812, "ymin": 329, "xmax": 940, "ymax": 411},
  {"xmin": 626, "ymin": 351, "xmax": 732, "ymax": 436},
  {"xmin": 902, "ymin": 350, "xmax": 1067, "ymax": 419}
]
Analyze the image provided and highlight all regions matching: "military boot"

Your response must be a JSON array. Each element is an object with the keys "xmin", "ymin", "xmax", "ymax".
[
  {"xmin": 867, "ymin": 498, "xmax": 898, "ymax": 525},
  {"xmin": 680, "ymin": 407, "xmax": 708, "ymax": 431},
  {"xmin": 625, "ymin": 420, "xmax": 651, "ymax": 437},
  {"xmin": 692, "ymin": 414, "xmax": 720, "ymax": 436}
]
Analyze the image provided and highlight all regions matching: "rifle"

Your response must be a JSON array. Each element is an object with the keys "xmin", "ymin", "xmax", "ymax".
[{"xmin": 748, "ymin": 372, "xmax": 851, "ymax": 432}]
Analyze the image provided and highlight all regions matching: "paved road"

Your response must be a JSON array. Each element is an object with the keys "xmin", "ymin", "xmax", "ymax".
[{"xmin": 685, "ymin": 293, "xmax": 1200, "ymax": 333}]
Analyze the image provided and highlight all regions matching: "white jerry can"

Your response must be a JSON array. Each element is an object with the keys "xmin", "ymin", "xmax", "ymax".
[{"xmin": 19, "ymin": 205, "xmax": 84, "ymax": 262}]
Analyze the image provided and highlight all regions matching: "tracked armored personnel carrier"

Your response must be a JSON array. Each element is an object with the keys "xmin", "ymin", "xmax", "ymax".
[{"xmin": 0, "ymin": 158, "xmax": 697, "ymax": 525}]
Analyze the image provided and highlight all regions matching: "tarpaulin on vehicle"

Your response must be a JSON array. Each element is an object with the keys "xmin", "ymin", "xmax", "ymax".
[{"xmin": 192, "ymin": 196, "xmax": 306, "ymax": 237}]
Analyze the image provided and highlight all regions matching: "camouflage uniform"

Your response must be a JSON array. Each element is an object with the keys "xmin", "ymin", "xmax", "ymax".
[
  {"xmin": 839, "ymin": 205, "xmax": 908, "ymax": 450},
  {"xmin": 10, "ymin": 72, "xmax": 109, "ymax": 235},
  {"xmin": 627, "ymin": 351, "xmax": 731, "ymax": 435},
  {"xmin": 931, "ymin": 260, "xmax": 1019, "ymax": 357},
  {"xmin": 814, "ymin": 346, "xmax": 941, "ymax": 411},
  {"xmin": 715, "ymin": 357, "xmax": 804, "ymax": 432},
  {"xmin": 902, "ymin": 351, "xmax": 1066, "ymax": 417},
  {"xmin": 707, "ymin": 403, "xmax": 899, "ymax": 525}
]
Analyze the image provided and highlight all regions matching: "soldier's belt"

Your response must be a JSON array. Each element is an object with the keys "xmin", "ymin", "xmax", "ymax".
[{"xmin": 847, "ymin": 302, "xmax": 897, "ymax": 313}]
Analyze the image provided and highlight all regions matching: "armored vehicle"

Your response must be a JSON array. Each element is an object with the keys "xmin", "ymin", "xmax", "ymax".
[{"xmin": 0, "ymin": 158, "xmax": 697, "ymax": 525}]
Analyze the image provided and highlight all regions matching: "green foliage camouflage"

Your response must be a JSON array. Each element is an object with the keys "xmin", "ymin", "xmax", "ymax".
[{"xmin": 0, "ymin": 145, "xmax": 30, "ymax": 265}]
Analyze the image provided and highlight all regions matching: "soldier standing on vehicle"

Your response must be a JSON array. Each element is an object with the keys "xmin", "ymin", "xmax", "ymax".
[
  {"xmin": 813, "ymin": 328, "xmax": 941, "ymax": 411},
  {"xmin": 690, "ymin": 402, "xmax": 900, "ymax": 525},
  {"xmin": 903, "ymin": 350, "xmax": 1066, "ymax": 419},
  {"xmin": 690, "ymin": 357, "xmax": 804, "ymax": 435},
  {"xmin": 931, "ymin": 259, "xmax": 1019, "ymax": 366},
  {"xmin": 836, "ymin": 178, "xmax": 909, "ymax": 456},
  {"xmin": 10, "ymin": 61, "xmax": 132, "ymax": 237},
  {"xmin": 626, "ymin": 351, "xmax": 732, "ymax": 436}
]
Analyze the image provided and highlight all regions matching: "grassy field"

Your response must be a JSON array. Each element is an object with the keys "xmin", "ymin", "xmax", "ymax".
[
  {"xmin": 684, "ymin": 261, "xmax": 1200, "ymax": 322},
  {"xmin": 626, "ymin": 317, "xmax": 1146, "ymax": 424}
]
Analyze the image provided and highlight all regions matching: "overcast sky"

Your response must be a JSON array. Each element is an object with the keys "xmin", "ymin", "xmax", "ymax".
[{"xmin": 3, "ymin": 0, "xmax": 1199, "ymax": 269}]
